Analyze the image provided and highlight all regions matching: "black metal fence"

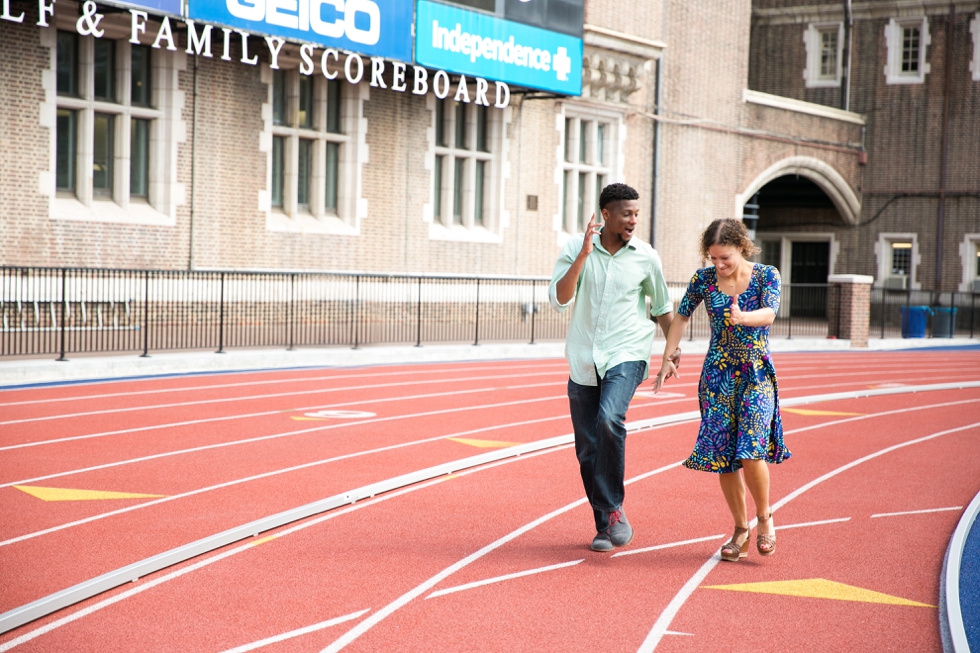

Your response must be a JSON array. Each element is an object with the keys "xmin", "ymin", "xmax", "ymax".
[
  {"xmin": 870, "ymin": 288, "xmax": 979, "ymax": 339},
  {"xmin": 672, "ymin": 282, "xmax": 832, "ymax": 341},
  {"xmin": 0, "ymin": 267, "xmax": 571, "ymax": 359},
  {"xmin": 6, "ymin": 266, "xmax": 971, "ymax": 360}
]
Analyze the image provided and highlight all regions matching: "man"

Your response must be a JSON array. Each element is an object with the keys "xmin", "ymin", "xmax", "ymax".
[{"xmin": 549, "ymin": 183, "xmax": 677, "ymax": 552}]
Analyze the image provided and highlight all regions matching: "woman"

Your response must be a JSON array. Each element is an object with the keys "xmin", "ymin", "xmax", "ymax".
[{"xmin": 654, "ymin": 219, "xmax": 791, "ymax": 561}]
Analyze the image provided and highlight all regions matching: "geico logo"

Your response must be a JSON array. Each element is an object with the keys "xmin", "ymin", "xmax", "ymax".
[{"xmin": 226, "ymin": 0, "xmax": 381, "ymax": 45}]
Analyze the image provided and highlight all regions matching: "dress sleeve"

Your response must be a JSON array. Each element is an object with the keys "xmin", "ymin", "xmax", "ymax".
[
  {"xmin": 761, "ymin": 266, "xmax": 781, "ymax": 313},
  {"xmin": 677, "ymin": 269, "xmax": 705, "ymax": 317}
]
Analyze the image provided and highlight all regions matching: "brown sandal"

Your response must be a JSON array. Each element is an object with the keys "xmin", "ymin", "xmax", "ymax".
[
  {"xmin": 720, "ymin": 525, "xmax": 750, "ymax": 562},
  {"xmin": 756, "ymin": 513, "xmax": 776, "ymax": 556}
]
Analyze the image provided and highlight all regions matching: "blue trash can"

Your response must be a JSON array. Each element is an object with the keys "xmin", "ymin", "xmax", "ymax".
[
  {"xmin": 900, "ymin": 306, "xmax": 931, "ymax": 338},
  {"xmin": 932, "ymin": 307, "xmax": 957, "ymax": 338}
]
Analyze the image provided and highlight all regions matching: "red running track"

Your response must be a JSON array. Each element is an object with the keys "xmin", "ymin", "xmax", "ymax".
[{"xmin": 1, "ymin": 351, "xmax": 979, "ymax": 652}]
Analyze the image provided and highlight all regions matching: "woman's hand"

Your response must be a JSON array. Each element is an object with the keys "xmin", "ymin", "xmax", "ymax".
[
  {"xmin": 729, "ymin": 300, "xmax": 745, "ymax": 325},
  {"xmin": 653, "ymin": 358, "xmax": 679, "ymax": 394}
]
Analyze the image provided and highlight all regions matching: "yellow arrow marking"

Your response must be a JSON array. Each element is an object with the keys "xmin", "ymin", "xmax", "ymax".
[
  {"xmin": 251, "ymin": 535, "xmax": 280, "ymax": 547},
  {"xmin": 702, "ymin": 578, "xmax": 934, "ymax": 607},
  {"xmin": 446, "ymin": 438, "xmax": 520, "ymax": 449},
  {"xmin": 782, "ymin": 408, "xmax": 864, "ymax": 417},
  {"xmin": 14, "ymin": 486, "xmax": 167, "ymax": 502}
]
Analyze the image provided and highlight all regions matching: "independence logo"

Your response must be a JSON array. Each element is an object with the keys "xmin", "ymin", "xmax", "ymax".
[{"xmin": 429, "ymin": 19, "xmax": 573, "ymax": 83}]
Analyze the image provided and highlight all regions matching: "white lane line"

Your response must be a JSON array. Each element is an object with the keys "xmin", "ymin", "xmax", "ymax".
[
  {"xmin": 0, "ymin": 362, "xmax": 571, "ymax": 407},
  {"xmin": 871, "ymin": 507, "xmax": 963, "ymax": 518},
  {"xmin": 664, "ymin": 631, "xmax": 695, "ymax": 637},
  {"xmin": 777, "ymin": 517, "xmax": 851, "ymax": 530},
  {"xmin": 613, "ymin": 520, "xmax": 851, "ymax": 560},
  {"xmin": 4, "ymin": 385, "xmax": 977, "ymax": 647},
  {"xmin": 611, "ymin": 535, "xmax": 725, "ymax": 558},
  {"xmin": 0, "ymin": 371, "xmax": 566, "ymax": 426},
  {"xmin": 217, "ymin": 610, "xmax": 371, "ymax": 653},
  {"xmin": 318, "ymin": 461, "xmax": 685, "ymax": 653},
  {"xmin": 0, "ymin": 409, "xmax": 574, "ymax": 547},
  {"xmin": 0, "ymin": 381, "xmax": 563, "ymax": 453},
  {"xmin": 0, "ymin": 396, "xmax": 689, "ymax": 545},
  {"xmin": 636, "ymin": 420, "xmax": 980, "ymax": 653},
  {"xmin": 0, "ymin": 445, "xmax": 572, "ymax": 652},
  {"xmin": 0, "ymin": 390, "xmax": 566, "ymax": 489},
  {"xmin": 776, "ymin": 397, "xmax": 980, "ymax": 437},
  {"xmin": 425, "ymin": 560, "xmax": 584, "ymax": 599},
  {"xmin": 0, "ymin": 393, "xmax": 689, "ymax": 491},
  {"xmin": 9, "ymin": 364, "xmax": 975, "ymax": 426}
]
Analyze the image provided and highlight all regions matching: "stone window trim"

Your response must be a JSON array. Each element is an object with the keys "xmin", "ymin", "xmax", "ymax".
[
  {"xmin": 424, "ymin": 91, "xmax": 512, "ymax": 244},
  {"xmin": 958, "ymin": 234, "xmax": 980, "ymax": 292},
  {"xmin": 874, "ymin": 233, "xmax": 921, "ymax": 290},
  {"xmin": 262, "ymin": 65, "xmax": 369, "ymax": 236},
  {"xmin": 554, "ymin": 103, "xmax": 625, "ymax": 245},
  {"xmin": 804, "ymin": 22, "xmax": 844, "ymax": 88},
  {"xmin": 43, "ymin": 19, "xmax": 185, "ymax": 226},
  {"xmin": 884, "ymin": 16, "xmax": 931, "ymax": 85},
  {"xmin": 971, "ymin": 13, "xmax": 980, "ymax": 82}
]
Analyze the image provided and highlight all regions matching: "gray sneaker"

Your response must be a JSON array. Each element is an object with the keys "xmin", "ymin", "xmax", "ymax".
[
  {"xmin": 591, "ymin": 530, "xmax": 614, "ymax": 552},
  {"xmin": 608, "ymin": 509, "xmax": 633, "ymax": 546}
]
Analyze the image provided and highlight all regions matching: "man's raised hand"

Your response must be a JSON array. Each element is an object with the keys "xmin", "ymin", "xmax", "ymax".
[{"xmin": 579, "ymin": 214, "xmax": 599, "ymax": 259}]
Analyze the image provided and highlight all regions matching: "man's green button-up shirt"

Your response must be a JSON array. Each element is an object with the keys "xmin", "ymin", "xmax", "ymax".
[{"xmin": 549, "ymin": 234, "xmax": 673, "ymax": 386}]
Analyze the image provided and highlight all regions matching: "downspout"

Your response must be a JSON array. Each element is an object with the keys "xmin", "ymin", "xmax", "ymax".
[
  {"xmin": 841, "ymin": 0, "xmax": 853, "ymax": 111},
  {"xmin": 650, "ymin": 53, "xmax": 663, "ymax": 247},
  {"xmin": 936, "ymin": 4, "xmax": 954, "ymax": 291},
  {"xmin": 188, "ymin": 55, "xmax": 199, "ymax": 270}
]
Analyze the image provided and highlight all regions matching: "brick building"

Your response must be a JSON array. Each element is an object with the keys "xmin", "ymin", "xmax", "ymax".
[
  {"xmin": 749, "ymin": 0, "xmax": 980, "ymax": 294},
  {"xmin": 2, "ymin": 0, "xmax": 972, "ymax": 298}
]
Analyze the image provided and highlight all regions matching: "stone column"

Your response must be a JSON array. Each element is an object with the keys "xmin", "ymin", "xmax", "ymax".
[{"xmin": 827, "ymin": 274, "xmax": 874, "ymax": 347}]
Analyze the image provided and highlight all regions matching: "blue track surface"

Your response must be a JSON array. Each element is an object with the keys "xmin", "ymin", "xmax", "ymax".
[{"xmin": 963, "ymin": 514, "xmax": 980, "ymax": 652}]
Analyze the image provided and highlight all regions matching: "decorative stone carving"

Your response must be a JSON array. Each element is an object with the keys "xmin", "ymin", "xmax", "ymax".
[{"xmin": 581, "ymin": 48, "xmax": 645, "ymax": 103}]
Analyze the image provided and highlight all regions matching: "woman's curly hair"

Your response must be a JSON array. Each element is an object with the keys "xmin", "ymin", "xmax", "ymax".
[{"xmin": 699, "ymin": 219, "xmax": 760, "ymax": 260}]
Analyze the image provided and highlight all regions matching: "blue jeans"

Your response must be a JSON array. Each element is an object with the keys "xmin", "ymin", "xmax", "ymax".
[{"xmin": 567, "ymin": 360, "xmax": 647, "ymax": 532}]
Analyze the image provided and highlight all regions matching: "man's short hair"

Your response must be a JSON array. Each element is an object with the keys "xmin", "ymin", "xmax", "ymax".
[{"xmin": 599, "ymin": 183, "xmax": 640, "ymax": 210}]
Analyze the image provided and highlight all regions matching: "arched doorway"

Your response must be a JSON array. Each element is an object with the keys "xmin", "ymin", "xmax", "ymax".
[{"xmin": 739, "ymin": 158, "xmax": 859, "ymax": 320}]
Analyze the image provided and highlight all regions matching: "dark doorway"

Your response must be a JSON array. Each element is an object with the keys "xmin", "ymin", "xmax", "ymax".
[{"xmin": 790, "ymin": 241, "xmax": 829, "ymax": 318}]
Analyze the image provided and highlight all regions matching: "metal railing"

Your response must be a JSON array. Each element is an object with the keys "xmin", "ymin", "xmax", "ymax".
[
  {"xmin": 871, "ymin": 288, "xmax": 979, "ymax": 339},
  {"xmin": 8, "ymin": 266, "xmax": 955, "ymax": 360},
  {"xmin": 0, "ymin": 267, "xmax": 570, "ymax": 359},
  {"xmin": 670, "ymin": 281, "xmax": 832, "ymax": 341}
]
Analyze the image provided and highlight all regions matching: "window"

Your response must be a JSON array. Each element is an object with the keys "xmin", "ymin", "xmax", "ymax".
[
  {"xmin": 53, "ymin": 31, "xmax": 170, "ymax": 215},
  {"xmin": 560, "ymin": 113, "xmax": 615, "ymax": 234},
  {"xmin": 971, "ymin": 13, "xmax": 980, "ymax": 82},
  {"xmin": 804, "ymin": 23, "xmax": 843, "ymax": 87},
  {"xmin": 891, "ymin": 242, "xmax": 912, "ymax": 276},
  {"xmin": 876, "ymin": 234, "xmax": 919, "ymax": 290},
  {"xmin": 130, "ymin": 118, "xmax": 149, "ymax": 197},
  {"xmin": 267, "ymin": 70, "xmax": 349, "ymax": 220},
  {"xmin": 131, "ymin": 45, "xmax": 151, "ymax": 106},
  {"xmin": 957, "ymin": 235, "xmax": 980, "ymax": 292},
  {"xmin": 430, "ymin": 96, "xmax": 498, "ymax": 234},
  {"xmin": 885, "ymin": 17, "xmax": 931, "ymax": 84}
]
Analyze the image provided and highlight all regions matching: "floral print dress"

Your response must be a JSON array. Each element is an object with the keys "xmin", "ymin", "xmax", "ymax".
[{"xmin": 677, "ymin": 264, "xmax": 791, "ymax": 473}]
